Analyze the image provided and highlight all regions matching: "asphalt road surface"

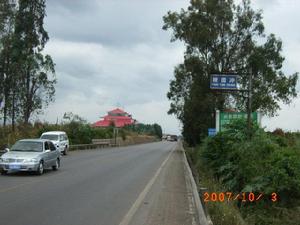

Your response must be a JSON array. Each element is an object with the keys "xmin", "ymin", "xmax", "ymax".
[{"xmin": 0, "ymin": 141, "xmax": 184, "ymax": 225}]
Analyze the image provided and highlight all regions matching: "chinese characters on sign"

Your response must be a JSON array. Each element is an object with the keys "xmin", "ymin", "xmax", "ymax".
[
  {"xmin": 219, "ymin": 112, "xmax": 258, "ymax": 131},
  {"xmin": 210, "ymin": 74, "xmax": 238, "ymax": 90}
]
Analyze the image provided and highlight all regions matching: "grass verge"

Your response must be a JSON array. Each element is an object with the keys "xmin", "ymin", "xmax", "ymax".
[{"xmin": 186, "ymin": 146, "xmax": 247, "ymax": 225}]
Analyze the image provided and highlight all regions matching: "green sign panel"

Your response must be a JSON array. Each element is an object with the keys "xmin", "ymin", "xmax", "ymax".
[{"xmin": 219, "ymin": 112, "xmax": 257, "ymax": 131}]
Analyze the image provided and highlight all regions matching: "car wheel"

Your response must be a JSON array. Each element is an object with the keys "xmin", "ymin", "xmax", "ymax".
[
  {"xmin": 1, "ymin": 170, "xmax": 7, "ymax": 175},
  {"xmin": 63, "ymin": 146, "xmax": 68, "ymax": 155},
  {"xmin": 52, "ymin": 158, "xmax": 60, "ymax": 171},
  {"xmin": 36, "ymin": 161, "xmax": 44, "ymax": 175}
]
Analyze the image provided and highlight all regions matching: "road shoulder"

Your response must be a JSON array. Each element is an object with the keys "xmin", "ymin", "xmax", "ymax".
[{"xmin": 126, "ymin": 143, "xmax": 201, "ymax": 225}]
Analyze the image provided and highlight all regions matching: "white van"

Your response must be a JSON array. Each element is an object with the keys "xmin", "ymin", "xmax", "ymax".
[{"xmin": 40, "ymin": 131, "xmax": 69, "ymax": 155}]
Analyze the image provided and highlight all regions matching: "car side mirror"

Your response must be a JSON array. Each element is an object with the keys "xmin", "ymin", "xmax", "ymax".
[
  {"xmin": 45, "ymin": 150, "xmax": 51, "ymax": 153},
  {"xmin": 5, "ymin": 148, "xmax": 9, "ymax": 152}
]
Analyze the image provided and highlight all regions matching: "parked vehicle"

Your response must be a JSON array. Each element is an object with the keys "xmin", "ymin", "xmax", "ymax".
[
  {"xmin": 0, "ymin": 139, "xmax": 61, "ymax": 175},
  {"xmin": 40, "ymin": 131, "xmax": 69, "ymax": 155}
]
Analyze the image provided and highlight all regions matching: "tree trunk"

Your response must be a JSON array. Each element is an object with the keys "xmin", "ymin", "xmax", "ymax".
[
  {"xmin": 24, "ymin": 68, "xmax": 31, "ymax": 124},
  {"xmin": 11, "ymin": 90, "xmax": 15, "ymax": 132},
  {"xmin": 2, "ymin": 84, "xmax": 9, "ymax": 127},
  {"xmin": 3, "ymin": 99, "xmax": 7, "ymax": 126}
]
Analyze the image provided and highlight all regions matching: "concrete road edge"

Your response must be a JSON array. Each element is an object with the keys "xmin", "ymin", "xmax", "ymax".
[{"xmin": 181, "ymin": 143, "xmax": 211, "ymax": 225}]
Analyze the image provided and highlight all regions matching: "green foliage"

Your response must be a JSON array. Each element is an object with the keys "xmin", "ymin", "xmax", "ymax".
[
  {"xmin": 197, "ymin": 119, "xmax": 300, "ymax": 224},
  {"xmin": 0, "ymin": 112, "xmax": 162, "ymax": 147},
  {"xmin": 163, "ymin": 0, "xmax": 298, "ymax": 146},
  {"xmin": 186, "ymin": 147, "xmax": 247, "ymax": 225},
  {"xmin": 36, "ymin": 119, "xmax": 113, "ymax": 145},
  {"xmin": 92, "ymin": 127, "xmax": 113, "ymax": 139},
  {"xmin": 153, "ymin": 123, "xmax": 163, "ymax": 138},
  {"xmin": 13, "ymin": 0, "xmax": 56, "ymax": 123},
  {"xmin": 0, "ymin": 0, "xmax": 56, "ymax": 128},
  {"xmin": 124, "ymin": 123, "xmax": 163, "ymax": 138}
]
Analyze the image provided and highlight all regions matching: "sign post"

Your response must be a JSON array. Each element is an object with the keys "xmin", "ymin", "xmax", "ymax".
[
  {"xmin": 247, "ymin": 70, "xmax": 253, "ymax": 138},
  {"xmin": 210, "ymin": 72, "xmax": 258, "ymax": 138}
]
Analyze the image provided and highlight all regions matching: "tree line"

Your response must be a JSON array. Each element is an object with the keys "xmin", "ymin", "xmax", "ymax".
[
  {"xmin": 124, "ymin": 123, "xmax": 163, "ymax": 139},
  {"xmin": 163, "ymin": 0, "xmax": 298, "ymax": 146},
  {"xmin": 0, "ymin": 0, "xmax": 55, "ymax": 131},
  {"xmin": 0, "ymin": 112, "xmax": 163, "ymax": 148}
]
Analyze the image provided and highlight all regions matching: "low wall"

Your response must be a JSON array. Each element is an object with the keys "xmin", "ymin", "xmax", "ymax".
[{"xmin": 69, "ymin": 135, "xmax": 159, "ymax": 151}]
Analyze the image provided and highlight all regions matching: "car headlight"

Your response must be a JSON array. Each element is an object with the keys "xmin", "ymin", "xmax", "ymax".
[
  {"xmin": 0, "ymin": 158, "xmax": 8, "ymax": 163},
  {"xmin": 24, "ymin": 158, "xmax": 39, "ymax": 163}
]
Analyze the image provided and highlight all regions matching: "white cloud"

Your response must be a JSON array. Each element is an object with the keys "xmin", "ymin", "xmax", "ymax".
[
  {"xmin": 39, "ymin": 0, "xmax": 300, "ymax": 134},
  {"xmin": 41, "ymin": 38, "xmax": 184, "ymax": 134},
  {"xmin": 127, "ymin": 100, "xmax": 181, "ymax": 134},
  {"xmin": 251, "ymin": 0, "xmax": 300, "ymax": 131},
  {"xmin": 263, "ymin": 97, "xmax": 300, "ymax": 132}
]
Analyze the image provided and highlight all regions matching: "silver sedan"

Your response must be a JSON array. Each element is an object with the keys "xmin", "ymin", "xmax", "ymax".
[{"xmin": 0, "ymin": 139, "xmax": 61, "ymax": 175}]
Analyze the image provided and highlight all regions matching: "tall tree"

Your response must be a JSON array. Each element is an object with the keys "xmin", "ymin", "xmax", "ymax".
[
  {"xmin": 0, "ymin": 0, "xmax": 16, "ymax": 126},
  {"xmin": 163, "ymin": 0, "xmax": 298, "ymax": 145},
  {"xmin": 12, "ymin": 0, "xmax": 56, "ymax": 124}
]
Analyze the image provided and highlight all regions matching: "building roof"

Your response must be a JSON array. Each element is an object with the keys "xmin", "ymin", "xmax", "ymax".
[
  {"xmin": 103, "ymin": 115, "xmax": 132, "ymax": 120},
  {"xmin": 108, "ymin": 108, "xmax": 126, "ymax": 114},
  {"xmin": 92, "ymin": 119, "xmax": 133, "ymax": 128},
  {"xmin": 92, "ymin": 108, "xmax": 135, "ymax": 128}
]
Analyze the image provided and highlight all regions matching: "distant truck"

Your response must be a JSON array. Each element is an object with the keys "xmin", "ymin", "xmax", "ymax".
[
  {"xmin": 167, "ymin": 135, "xmax": 178, "ymax": 142},
  {"xmin": 162, "ymin": 135, "xmax": 168, "ymax": 141}
]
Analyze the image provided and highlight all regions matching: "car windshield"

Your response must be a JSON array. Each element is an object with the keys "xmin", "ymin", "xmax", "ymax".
[
  {"xmin": 41, "ymin": 134, "xmax": 59, "ymax": 141},
  {"xmin": 11, "ymin": 141, "xmax": 43, "ymax": 152}
]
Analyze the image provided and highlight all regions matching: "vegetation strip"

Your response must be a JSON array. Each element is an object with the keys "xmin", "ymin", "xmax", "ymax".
[
  {"xmin": 187, "ymin": 120, "xmax": 300, "ymax": 225},
  {"xmin": 181, "ymin": 142, "xmax": 210, "ymax": 225}
]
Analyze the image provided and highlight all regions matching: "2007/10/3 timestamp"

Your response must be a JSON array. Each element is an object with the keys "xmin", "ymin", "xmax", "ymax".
[{"xmin": 203, "ymin": 192, "xmax": 278, "ymax": 203}]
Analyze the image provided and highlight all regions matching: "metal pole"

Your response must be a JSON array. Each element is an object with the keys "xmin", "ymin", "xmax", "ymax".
[
  {"xmin": 216, "ymin": 110, "xmax": 220, "ymax": 133},
  {"xmin": 113, "ymin": 128, "xmax": 116, "ymax": 146},
  {"xmin": 116, "ymin": 128, "xmax": 119, "ymax": 146}
]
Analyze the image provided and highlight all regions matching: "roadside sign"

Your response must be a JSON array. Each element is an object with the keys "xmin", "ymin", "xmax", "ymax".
[
  {"xmin": 210, "ymin": 74, "xmax": 238, "ymax": 90},
  {"xmin": 208, "ymin": 128, "xmax": 216, "ymax": 136},
  {"xmin": 219, "ymin": 112, "xmax": 257, "ymax": 132}
]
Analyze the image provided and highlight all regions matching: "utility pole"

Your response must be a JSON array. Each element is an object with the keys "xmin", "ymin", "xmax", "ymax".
[
  {"xmin": 247, "ymin": 69, "xmax": 253, "ymax": 139},
  {"xmin": 113, "ymin": 127, "xmax": 119, "ymax": 146}
]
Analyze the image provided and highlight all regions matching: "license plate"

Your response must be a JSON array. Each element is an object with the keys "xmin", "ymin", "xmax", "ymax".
[{"xmin": 9, "ymin": 164, "xmax": 21, "ymax": 170}]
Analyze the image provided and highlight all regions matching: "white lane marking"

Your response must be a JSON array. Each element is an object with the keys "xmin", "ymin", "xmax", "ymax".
[{"xmin": 118, "ymin": 147, "xmax": 175, "ymax": 225}]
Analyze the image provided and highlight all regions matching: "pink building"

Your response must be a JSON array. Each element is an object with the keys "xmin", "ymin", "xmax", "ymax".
[{"xmin": 92, "ymin": 108, "xmax": 136, "ymax": 128}]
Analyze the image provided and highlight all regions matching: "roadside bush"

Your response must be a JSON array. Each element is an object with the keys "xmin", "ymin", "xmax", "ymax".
[
  {"xmin": 200, "ymin": 119, "xmax": 300, "ymax": 207},
  {"xmin": 124, "ymin": 123, "xmax": 163, "ymax": 138},
  {"xmin": 0, "ymin": 114, "xmax": 161, "ymax": 148},
  {"xmin": 189, "ymin": 119, "xmax": 300, "ymax": 224}
]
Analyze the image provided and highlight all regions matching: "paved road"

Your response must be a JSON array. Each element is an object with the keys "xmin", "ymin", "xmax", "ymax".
[{"xmin": 0, "ymin": 141, "xmax": 177, "ymax": 225}]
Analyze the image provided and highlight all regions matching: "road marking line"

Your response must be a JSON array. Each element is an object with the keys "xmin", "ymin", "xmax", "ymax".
[{"xmin": 118, "ymin": 147, "xmax": 175, "ymax": 225}]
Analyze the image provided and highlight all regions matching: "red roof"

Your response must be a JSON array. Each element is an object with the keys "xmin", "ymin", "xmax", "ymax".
[
  {"xmin": 92, "ymin": 108, "xmax": 135, "ymax": 128},
  {"xmin": 108, "ymin": 108, "xmax": 126, "ymax": 114}
]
